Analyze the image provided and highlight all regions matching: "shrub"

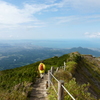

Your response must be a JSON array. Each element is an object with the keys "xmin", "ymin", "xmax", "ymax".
[
  {"xmin": 48, "ymin": 72, "xmax": 96, "ymax": 100},
  {"xmin": 64, "ymin": 78, "xmax": 95, "ymax": 100},
  {"xmin": 0, "ymin": 81, "xmax": 32, "ymax": 100},
  {"xmin": 54, "ymin": 69, "xmax": 72, "ymax": 82},
  {"xmin": 66, "ymin": 61, "xmax": 77, "ymax": 74}
]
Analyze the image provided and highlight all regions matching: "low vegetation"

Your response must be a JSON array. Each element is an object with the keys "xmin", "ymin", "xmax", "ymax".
[
  {"xmin": 0, "ymin": 52, "xmax": 100, "ymax": 100},
  {"xmin": 48, "ymin": 69, "xmax": 96, "ymax": 100},
  {"xmin": 0, "ymin": 54, "xmax": 69, "ymax": 100},
  {"xmin": 0, "ymin": 62, "xmax": 39, "ymax": 100},
  {"xmin": 48, "ymin": 52, "xmax": 100, "ymax": 100}
]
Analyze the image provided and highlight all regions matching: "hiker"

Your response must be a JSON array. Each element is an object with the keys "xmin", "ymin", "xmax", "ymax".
[{"xmin": 38, "ymin": 61, "xmax": 46, "ymax": 79}]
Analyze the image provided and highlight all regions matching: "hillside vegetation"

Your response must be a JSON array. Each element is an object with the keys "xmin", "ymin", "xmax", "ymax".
[
  {"xmin": 1, "ymin": 46, "xmax": 100, "ymax": 71},
  {"xmin": 0, "ymin": 52, "xmax": 100, "ymax": 100},
  {"xmin": 48, "ymin": 52, "xmax": 100, "ymax": 100}
]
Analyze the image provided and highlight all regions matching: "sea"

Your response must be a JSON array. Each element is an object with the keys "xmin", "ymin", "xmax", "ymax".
[{"xmin": 0, "ymin": 39, "xmax": 100, "ymax": 49}]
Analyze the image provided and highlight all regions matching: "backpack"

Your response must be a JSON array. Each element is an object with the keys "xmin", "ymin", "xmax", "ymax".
[{"xmin": 39, "ymin": 64, "xmax": 44, "ymax": 70}]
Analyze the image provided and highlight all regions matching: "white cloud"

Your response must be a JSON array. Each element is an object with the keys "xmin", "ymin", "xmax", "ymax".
[
  {"xmin": 71, "ymin": 0, "xmax": 100, "ymax": 12},
  {"xmin": 53, "ymin": 14, "xmax": 100, "ymax": 24},
  {"xmin": 84, "ymin": 32, "xmax": 100, "ymax": 38},
  {"xmin": 54, "ymin": 16, "xmax": 79, "ymax": 24},
  {"xmin": 52, "ymin": 0, "xmax": 100, "ymax": 13},
  {"xmin": 0, "ymin": 0, "xmax": 64, "ymax": 30},
  {"xmin": 44, "ymin": 0, "xmax": 57, "ymax": 3},
  {"xmin": 0, "ymin": 0, "xmax": 100, "ymax": 40},
  {"xmin": 23, "ymin": 3, "xmax": 52, "ymax": 14},
  {"xmin": 0, "ymin": 0, "xmax": 100, "ymax": 26},
  {"xmin": 0, "ymin": 1, "xmax": 52, "ymax": 27},
  {"xmin": 44, "ymin": 0, "xmax": 100, "ymax": 9},
  {"xmin": 0, "ymin": 1, "xmax": 33, "ymax": 24}
]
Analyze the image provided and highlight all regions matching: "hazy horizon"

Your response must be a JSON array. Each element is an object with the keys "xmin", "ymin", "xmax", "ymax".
[{"xmin": 0, "ymin": 39, "xmax": 100, "ymax": 49}]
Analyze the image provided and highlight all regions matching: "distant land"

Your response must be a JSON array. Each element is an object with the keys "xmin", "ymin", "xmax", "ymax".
[
  {"xmin": 0, "ymin": 40, "xmax": 100, "ymax": 70},
  {"xmin": 0, "ymin": 39, "xmax": 100, "ymax": 48}
]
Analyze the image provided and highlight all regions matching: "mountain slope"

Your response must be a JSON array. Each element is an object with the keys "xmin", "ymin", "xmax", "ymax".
[
  {"xmin": 72, "ymin": 53, "xmax": 100, "ymax": 98},
  {"xmin": 67, "ymin": 47, "xmax": 100, "ymax": 57},
  {"xmin": 0, "ymin": 52, "xmax": 100, "ymax": 99},
  {"xmin": 48, "ymin": 52, "xmax": 100, "ymax": 100},
  {"xmin": 1, "ymin": 46, "xmax": 100, "ymax": 70}
]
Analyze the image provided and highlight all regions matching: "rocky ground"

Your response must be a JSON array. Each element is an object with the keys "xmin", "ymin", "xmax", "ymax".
[{"xmin": 30, "ymin": 74, "xmax": 48, "ymax": 100}]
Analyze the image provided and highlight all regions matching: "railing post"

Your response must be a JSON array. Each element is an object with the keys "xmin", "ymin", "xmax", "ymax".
[
  {"xmin": 48, "ymin": 70, "xmax": 51, "ymax": 88},
  {"xmin": 51, "ymin": 66, "xmax": 54, "ymax": 74},
  {"xmin": 64, "ymin": 62, "xmax": 66, "ymax": 70},
  {"xmin": 58, "ymin": 80, "xmax": 64, "ymax": 100},
  {"xmin": 56, "ymin": 67, "xmax": 59, "ymax": 72}
]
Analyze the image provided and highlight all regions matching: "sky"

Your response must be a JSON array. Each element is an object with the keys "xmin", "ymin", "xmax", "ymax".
[{"xmin": 0, "ymin": 0, "xmax": 100, "ymax": 40}]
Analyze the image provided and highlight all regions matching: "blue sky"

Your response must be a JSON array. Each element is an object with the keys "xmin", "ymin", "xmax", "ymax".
[{"xmin": 0, "ymin": 0, "xmax": 100, "ymax": 40}]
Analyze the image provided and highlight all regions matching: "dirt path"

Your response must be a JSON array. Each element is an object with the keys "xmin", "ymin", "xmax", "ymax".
[{"xmin": 30, "ymin": 74, "xmax": 48, "ymax": 100}]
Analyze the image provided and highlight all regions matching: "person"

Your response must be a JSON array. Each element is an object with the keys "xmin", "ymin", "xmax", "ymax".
[{"xmin": 38, "ymin": 61, "xmax": 46, "ymax": 79}]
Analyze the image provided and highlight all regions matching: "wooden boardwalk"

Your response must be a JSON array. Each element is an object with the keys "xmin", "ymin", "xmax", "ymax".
[{"xmin": 30, "ymin": 74, "xmax": 48, "ymax": 100}]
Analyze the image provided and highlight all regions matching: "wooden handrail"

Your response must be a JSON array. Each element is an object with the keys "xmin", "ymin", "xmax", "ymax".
[{"xmin": 48, "ymin": 66, "xmax": 76, "ymax": 100}]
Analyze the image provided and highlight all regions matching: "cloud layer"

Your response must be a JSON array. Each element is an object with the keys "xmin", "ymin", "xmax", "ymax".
[
  {"xmin": 0, "ymin": 0, "xmax": 100, "ymax": 25},
  {"xmin": 0, "ymin": 1, "xmax": 32, "ymax": 24},
  {"xmin": 85, "ymin": 32, "xmax": 100, "ymax": 38},
  {"xmin": 0, "ymin": 0, "xmax": 100, "ymax": 39}
]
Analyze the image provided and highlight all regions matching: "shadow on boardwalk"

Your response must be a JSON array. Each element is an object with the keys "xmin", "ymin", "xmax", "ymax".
[{"xmin": 29, "ymin": 74, "xmax": 48, "ymax": 100}]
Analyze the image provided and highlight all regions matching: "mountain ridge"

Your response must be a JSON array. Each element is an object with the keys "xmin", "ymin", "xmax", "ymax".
[
  {"xmin": 1, "ymin": 46, "xmax": 100, "ymax": 70},
  {"xmin": 0, "ymin": 52, "xmax": 100, "ymax": 99}
]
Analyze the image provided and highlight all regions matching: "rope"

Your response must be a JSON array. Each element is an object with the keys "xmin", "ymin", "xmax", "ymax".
[
  {"xmin": 50, "ymin": 72, "xmax": 59, "ymax": 83},
  {"xmin": 50, "ymin": 80, "xmax": 58, "ymax": 95},
  {"xmin": 62, "ymin": 85, "xmax": 76, "ymax": 100}
]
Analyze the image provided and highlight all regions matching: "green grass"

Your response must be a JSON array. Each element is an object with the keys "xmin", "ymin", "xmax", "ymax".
[
  {"xmin": 0, "ymin": 52, "xmax": 100, "ymax": 99},
  {"xmin": 66, "ymin": 61, "xmax": 77, "ymax": 74},
  {"xmin": 0, "ymin": 54, "xmax": 69, "ymax": 100},
  {"xmin": 48, "ymin": 52, "xmax": 100, "ymax": 100},
  {"xmin": 48, "ymin": 69, "xmax": 96, "ymax": 100},
  {"xmin": 78, "ymin": 58, "xmax": 100, "ymax": 95}
]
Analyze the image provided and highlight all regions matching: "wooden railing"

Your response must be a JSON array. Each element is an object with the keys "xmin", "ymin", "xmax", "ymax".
[{"xmin": 48, "ymin": 66, "xmax": 76, "ymax": 100}]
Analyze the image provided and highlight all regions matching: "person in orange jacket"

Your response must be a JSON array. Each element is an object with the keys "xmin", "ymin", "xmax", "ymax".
[{"xmin": 38, "ymin": 61, "xmax": 46, "ymax": 79}]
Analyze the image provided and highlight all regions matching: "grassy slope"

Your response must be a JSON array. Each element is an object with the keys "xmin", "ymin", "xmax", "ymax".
[
  {"xmin": 48, "ymin": 52, "xmax": 100, "ymax": 100},
  {"xmin": 0, "ymin": 62, "xmax": 39, "ymax": 100},
  {"xmin": 74, "ymin": 54, "xmax": 100, "ymax": 98},
  {"xmin": 0, "ymin": 54, "xmax": 69, "ymax": 100},
  {"xmin": 0, "ymin": 52, "xmax": 100, "ymax": 99}
]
